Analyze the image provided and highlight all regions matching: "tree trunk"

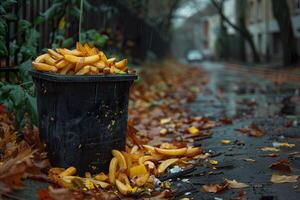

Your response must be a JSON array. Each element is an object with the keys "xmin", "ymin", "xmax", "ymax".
[
  {"xmin": 271, "ymin": 0, "xmax": 298, "ymax": 66},
  {"xmin": 211, "ymin": 0, "xmax": 260, "ymax": 62},
  {"xmin": 236, "ymin": 0, "xmax": 246, "ymax": 61}
]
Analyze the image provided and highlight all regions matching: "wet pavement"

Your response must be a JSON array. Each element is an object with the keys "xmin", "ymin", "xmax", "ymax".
[{"xmin": 173, "ymin": 62, "xmax": 300, "ymax": 200}]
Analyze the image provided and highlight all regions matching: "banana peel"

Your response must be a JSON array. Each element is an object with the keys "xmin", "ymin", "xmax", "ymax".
[
  {"xmin": 129, "ymin": 164, "xmax": 147, "ymax": 178},
  {"xmin": 59, "ymin": 166, "xmax": 77, "ymax": 177},
  {"xmin": 95, "ymin": 172, "xmax": 108, "ymax": 182},
  {"xmin": 112, "ymin": 150, "xmax": 127, "ymax": 170},
  {"xmin": 155, "ymin": 147, "xmax": 187, "ymax": 156},
  {"xmin": 48, "ymin": 49, "xmax": 63, "ymax": 60},
  {"xmin": 133, "ymin": 172, "xmax": 150, "ymax": 187},
  {"xmin": 109, "ymin": 157, "xmax": 118, "ymax": 185},
  {"xmin": 64, "ymin": 54, "xmax": 100, "ymax": 64},
  {"xmin": 116, "ymin": 179, "xmax": 132, "ymax": 196},
  {"xmin": 158, "ymin": 158, "xmax": 179, "ymax": 174},
  {"xmin": 76, "ymin": 65, "xmax": 90, "ymax": 75},
  {"xmin": 32, "ymin": 62, "xmax": 57, "ymax": 72}
]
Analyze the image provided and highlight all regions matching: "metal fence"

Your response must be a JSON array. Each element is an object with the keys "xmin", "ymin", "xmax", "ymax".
[
  {"xmin": 0, "ymin": 0, "xmax": 54, "ymax": 81},
  {"xmin": 0, "ymin": 0, "xmax": 170, "ymax": 81}
]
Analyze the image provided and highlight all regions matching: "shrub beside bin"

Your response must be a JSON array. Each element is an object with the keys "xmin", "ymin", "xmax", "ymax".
[{"xmin": 31, "ymin": 70, "xmax": 137, "ymax": 175}]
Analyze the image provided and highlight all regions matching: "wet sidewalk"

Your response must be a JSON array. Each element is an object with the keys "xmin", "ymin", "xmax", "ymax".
[{"xmin": 173, "ymin": 62, "xmax": 300, "ymax": 200}]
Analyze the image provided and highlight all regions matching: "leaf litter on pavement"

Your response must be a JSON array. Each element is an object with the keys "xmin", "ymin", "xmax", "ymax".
[{"xmin": 0, "ymin": 61, "xmax": 299, "ymax": 199}]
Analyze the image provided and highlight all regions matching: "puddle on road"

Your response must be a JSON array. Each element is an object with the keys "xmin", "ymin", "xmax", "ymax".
[{"xmin": 189, "ymin": 62, "xmax": 300, "ymax": 119}]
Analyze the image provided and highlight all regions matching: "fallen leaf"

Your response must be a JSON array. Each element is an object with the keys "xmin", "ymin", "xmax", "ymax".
[
  {"xmin": 273, "ymin": 142, "xmax": 295, "ymax": 148},
  {"xmin": 244, "ymin": 158, "xmax": 256, "ymax": 162},
  {"xmin": 230, "ymin": 190, "xmax": 247, "ymax": 200},
  {"xmin": 270, "ymin": 174, "xmax": 298, "ymax": 183},
  {"xmin": 210, "ymin": 160, "xmax": 218, "ymax": 165},
  {"xmin": 160, "ymin": 118, "xmax": 171, "ymax": 125},
  {"xmin": 221, "ymin": 140, "xmax": 231, "ymax": 145},
  {"xmin": 219, "ymin": 118, "xmax": 233, "ymax": 125},
  {"xmin": 288, "ymin": 151, "xmax": 300, "ymax": 158},
  {"xmin": 202, "ymin": 182, "xmax": 229, "ymax": 193},
  {"xmin": 225, "ymin": 179, "xmax": 249, "ymax": 189},
  {"xmin": 235, "ymin": 123, "xmax": 264, "ymax": 137},
  {"xmin": 187, "ymin": 126, "xmax": 200, "ymax": 135},
  {"xmin": 260, "ymin": 147, "xmax": 280, "ymax": 152},
  {"xmin": 269, "ymin": 159, "xmax": 292, "ymax": 173},
  {"xmin": 38, "ymin": 188, "xmax": 55, "ymax": 200},
  {"xmin": 159, "ymin": 128, "xmax": 168, "ymax": 135}
]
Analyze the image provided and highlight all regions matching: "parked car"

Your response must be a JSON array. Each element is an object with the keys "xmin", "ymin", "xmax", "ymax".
[{"xmin": 186, "ymin": 50, "xmax": 203, "ymax": 63}]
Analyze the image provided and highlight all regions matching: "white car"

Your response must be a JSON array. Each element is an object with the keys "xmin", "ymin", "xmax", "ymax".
[{"xmin": 186, "ymin": 50, "xmax": 203, "ymax": 63}]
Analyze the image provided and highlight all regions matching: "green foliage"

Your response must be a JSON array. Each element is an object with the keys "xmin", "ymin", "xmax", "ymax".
[
  {"xmin": 0, "ymin": 81, "xmax": 37, "ymax": 128},
  {"xmin": 81, "ymin": 29, "xmax": 109, "ymax": 48},
  {"xmin": 0, "ymin": 0, "xmax": 16, "ymax": 57},
  {"xmin": 0, "ymin": 59, "xmax": 36, "ymax": 128},
  {"xmin": 19, "ymin": 20, "xmax": 40, "ymax": 61}
]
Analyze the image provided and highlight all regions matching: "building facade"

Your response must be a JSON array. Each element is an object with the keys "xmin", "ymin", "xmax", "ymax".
[{"xmin": 246, "ymin": 0, "xmax": 300, "ymax": 62}]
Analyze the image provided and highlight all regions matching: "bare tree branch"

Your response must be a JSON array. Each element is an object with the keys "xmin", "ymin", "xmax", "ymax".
[{"xmin": 210, "ymin": 0, "xmax": 260, "ymax": 62}]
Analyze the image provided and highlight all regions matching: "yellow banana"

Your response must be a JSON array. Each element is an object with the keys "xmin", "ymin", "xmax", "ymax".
[
  {"xmin": 56, "ymin": 60, "xmax": 69, "ymax": 69},
  {"xmin": 75, "ymin": 65, "xmax": 90, "ymax": 75},
  {"xmin": 108, "ymin": 157, "xmax": 118, "ymax": 185},
  {"xmin": 93, "ymin": 60, "xmax": 106, "ymax": 69},
  {"xmin": 59, "ymin": 166, "xmax": 77, "ymax": 177},
  {"xmin": 115, "ymin": 59, "xmax": 127, "ymax": 69},
  {"xmin": 116, "ymin": 179, "xmax": 132, "ymax": 196},
  {"xmin": 112, "ymin": 150, "xmax": 127, "ymax": 170},
  {"xmin": 57, "ymin": 48, "xmax": 85, "ymax": 56},
  {"xmin": 64, "ymin": 54, "xmax": 100, "ymax": 64},
  {"xmin": 90, "ymin": 66, "xmax": 99, "ymax": 74},
  {"xmin": 35, "ymin": 54, "xmax": 48, "ymax": 63},
  {"xmin": 129, "ymin": 164, "xmax": 147, "ymax": 178},
  {"xmin": 59, "ymin": 63, "xmax": 74, "ymax": 75},
  {"xmin": 155, "ymin": 147, "xmax": 187, "ymax": 156},
  {"xmin": 44, "ymin": 54, "xmax": 57, "ymax": 66},
  {"xmin": 157, "ymin": 158, "xmax": 179, "ymax": 174},
  {"xmin": 134, "ymin": 172, "xmax": 150, "ymax": 187},
  {"xmin": 107, "ymin": 57, "xmax": 116, "ymax": 66},
  {"xmin": 32, "ymin": 62, "xmax": 57, "ymax": 72},
  {"xmin": 48, "ymin": 49, "xmax": 63, "ymax": 60}
]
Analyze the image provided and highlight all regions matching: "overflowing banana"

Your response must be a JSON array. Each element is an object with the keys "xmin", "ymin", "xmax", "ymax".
[
  {"xmin": 32, "ymin": 42, "xmax": 129, "ymax": 75},
  {"xmin": 49, "ymin": 144, "xmax": 202, "ymax": 196}
]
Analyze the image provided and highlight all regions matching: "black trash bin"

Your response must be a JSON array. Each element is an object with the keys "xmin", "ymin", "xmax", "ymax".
[{"xmin": 30, "ymin": 70, "xmax": 137, "ymax": 175}]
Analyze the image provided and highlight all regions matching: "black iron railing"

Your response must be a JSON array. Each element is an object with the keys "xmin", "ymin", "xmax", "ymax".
[{"xmin": 0, "ymin": 0, "xmax": 54, "ymax": 81}]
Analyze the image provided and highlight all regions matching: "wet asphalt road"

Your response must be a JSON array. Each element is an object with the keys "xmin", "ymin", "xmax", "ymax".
[{"xmin": 173, "ymin": 62, "xmax": 300, "ymax": 200}]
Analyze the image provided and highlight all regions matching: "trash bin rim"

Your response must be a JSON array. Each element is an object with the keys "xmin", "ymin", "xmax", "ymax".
[{"xmin": 30, "ymin": 69, "xmax": 138, "ymax": 82}]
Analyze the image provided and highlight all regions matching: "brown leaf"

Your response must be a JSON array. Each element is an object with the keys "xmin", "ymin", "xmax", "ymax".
[
  {"xmin": 230, "ymin": 190, "xmax": 247, "ymax": 200},
  {"xmin": 0, "ymin": 146, "xmax": 49, "ymax": 195},
  {"xmin": 270, "ymin": 174, "xmax": 298, "ymax": 183},
  {"xmin": 235, "ymin": 123, "xmax": 264, "ymax": 137},
  {"xmin": 202, "ymin": 182, "xmax": 229, "ymax": 193},
  {"xmin": 269, "ymin": 159, "xmax": 292, "ymax": 173},
  {"xmin": 225, "ymin": 179, "xmax": 249, "ymax": 189},
  {"xmin": 38, "ymin": 188, "xmax": 55, "ymax": 200},
  {"xmin": 219, "ymin": 118, "xmax": 233, "ymax": 125}
]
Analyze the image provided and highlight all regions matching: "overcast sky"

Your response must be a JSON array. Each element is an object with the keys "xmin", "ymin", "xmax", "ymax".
[{"xmin": 173, "ymin": 0, "xmax": 210, "ymax": 28}]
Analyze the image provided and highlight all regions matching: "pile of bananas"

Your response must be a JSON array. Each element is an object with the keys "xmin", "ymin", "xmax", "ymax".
[
  {"xmin": 49, "ymin": 144, "xmax": 202, "ymax": 196},
  {"xmin": 32, "ymin": 42, "xmax": 128, "ymax": 75}
]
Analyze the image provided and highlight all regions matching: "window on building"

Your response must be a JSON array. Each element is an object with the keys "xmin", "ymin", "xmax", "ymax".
[
  {"xmin": 257, "ymin": 0, "xmax": 263, "ymax": 20},
  {"xmin": 248, "ymin": 1, "xmax": 255, "ymax": 23}
]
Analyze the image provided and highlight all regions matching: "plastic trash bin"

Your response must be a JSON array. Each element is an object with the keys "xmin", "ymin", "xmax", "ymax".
[{"xmin": 30, "ymin": 70, "xmax": 137, "ymax": 175}]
